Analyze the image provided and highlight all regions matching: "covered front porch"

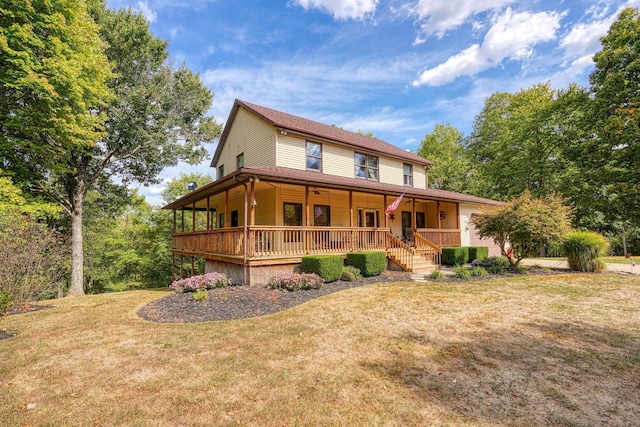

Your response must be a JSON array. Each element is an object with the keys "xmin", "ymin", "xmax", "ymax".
[{"xmin": 165, "ymin": 167, "xmax": 465, "ymax": 284}]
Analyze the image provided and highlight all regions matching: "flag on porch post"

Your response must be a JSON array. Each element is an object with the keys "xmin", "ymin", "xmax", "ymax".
[{"xmin": 385, "ymin": 193, "xmax": 405, "ymax": 214}]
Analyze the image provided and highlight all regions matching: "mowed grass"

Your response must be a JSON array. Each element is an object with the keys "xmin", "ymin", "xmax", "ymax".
[
  {"xmin": 2, "ymin": 274, "xmax": 640, "ymax": 426},
  {"xmin": 534, "ymin": 256, "xmax": 637, "ymax": 265}
]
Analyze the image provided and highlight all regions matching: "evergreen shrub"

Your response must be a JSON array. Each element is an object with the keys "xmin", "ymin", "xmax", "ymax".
[
  {"xmin": 346, "ymin": 251, "xmax": 386, "ymax": 277},
  {"xmin": 301, "ymin": 255, "xmax": 344, "ymax": 282},
  {"xmin": 441, "ymin": 247, "xmax": 469, "ymax": 266},
  {"xmin": 467, "ymin": 246, "xmax": 489, "ymax": 262}
]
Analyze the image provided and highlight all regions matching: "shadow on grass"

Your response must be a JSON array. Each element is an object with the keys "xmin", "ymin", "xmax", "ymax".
[{"xmin": 363, "ymin": 320, "xmax": 640, "ymax": 426}]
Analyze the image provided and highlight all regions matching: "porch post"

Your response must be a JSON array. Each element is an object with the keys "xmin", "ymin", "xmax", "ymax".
[
  {"xmin": 384, "ymin": 195, "xmax": 388, "ymax": 228},
  {"xmin": 250, "ymin": 180, "xmax": 256, "ymax": 226},
  {"xmin": 224, "ymin": 190, "xmax": 229, "ymax": 228},
  {"xmin": 173, "ymin": 210, "xmax": 176, "ymax": 234},
  {"xmin": 181, "ymin": 209, "xmax": 185, "ymax": 233},
  {"xmin": 206, "ymin": 196, "xmax": 210, "ymax": 230},
  {"xmin": 304, "ymin": 185, "xmax": 310, "ymax": 253},
  {"xmin": 456, "ymin": 203, "xmax": 460, "ymax": 230},
  {"xmin": 412, "ymin": 198, "xmax": 416, "ymax": 231},
  {"xmin": 180, "ymin": 254, "xmax": 184, "ymax": 279},
  {"xmin": 437, "ymin": 201, "xmax": 442, "ymax": 246},
  {"xmin": 192, "ymin": 202, "xmax": 196, "ymax": 232},
  {"xmin": 349, "ymin": 190, "xmax": 353, "ymax": 227},
  {"xmin": 171, "ymin": 253, "xmax": 175, "ymax": 282},
  {"xmin": 191, "ymin": 256, "xmax": 195, "ymax": 276}
]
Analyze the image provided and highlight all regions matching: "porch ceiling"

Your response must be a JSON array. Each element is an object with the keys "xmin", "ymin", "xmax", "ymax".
[{"xmin": 163, "ymin": 166, "xmax": 503, "ymax": 210}]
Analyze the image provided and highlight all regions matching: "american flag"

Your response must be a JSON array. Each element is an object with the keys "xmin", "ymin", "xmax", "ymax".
[
  {"xmin": 315, "ymin": 206, "xmax": 324, "ymax": 218},
  {"xmin": 385, "ymin": 193, "xmax": 404, "ymax": 214}
]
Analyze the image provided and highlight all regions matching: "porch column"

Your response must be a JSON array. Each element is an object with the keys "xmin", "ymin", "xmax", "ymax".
[
  {"xmin": 456, "ymin": 203, "xmax": 460, "ymax": 230},
  {"xmin": 173, "ymin": 210, "xmax": 176, "ymax": 234},
  {"xmin": 412, "ymin": 198, "xmax": 416, "ymax": 231},
  {"xmin": 206, "ymin": 196, "xmax": 210, "ymax": 230},
  {"xmin": 349, "ymin": 190, "xmax": 353, "ymax": 227},
  {"xmin": 191, "ymin": 256, "xmax": 195, "ymax": 276},
  {"xmin": 250, "ymin": 180, "xmax": 256, "ymax": 226},
  {"xmin": 224, "ymin": 190, "xmax": 229, "ymax": 228},
  {"xmin": 171, "ymin": 253, "xmax": 175, "ymax": 282},
  {"xmin": 437, "ymin": 201, "xmax": 442, "ymax": 246},
  {"xmin": 181, "ymin": 209, "xmax": 185, "ymax": 233},
  {"xmin": 192, "ymin": 202, "xmax": 196, "ymax": 232},
  {"xmin": 304, "ymin": 185, "xmax": 309, "ymax": 226},
  {"xmin": 384, "ymin": 195, "xmax": 388, "ymax": 228},
  {"xmin": 180, "ymin": 254, "xmax": 184, "ymax": 279}
]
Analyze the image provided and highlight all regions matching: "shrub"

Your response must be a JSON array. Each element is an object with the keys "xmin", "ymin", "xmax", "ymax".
[
  {"xmin": 170, "ymin": 272, "xmax": 231, "ymax": 293},
  {"xmin": 301, "ymin": 255, "xmax": 344, "ymax": 282},
  {"xmin": 267, "ymin": 272, "xmax": 323, "ymax": 291},
  {"xmin": 346, "ymin": 251, "xmax": 386, "ymax": 277},
  {"xmin": 453, "ymin": 266, "xmax": 471, "ymax": 279},
  {"xmin": 469, "ymin": 266, "xmax": 489, "ymax": 277},
  {"xmin": 429, "ymin": 269, "xmax": 445, "ymax": 280},
  {"xmin": 476, "ymin": 256, "xmax": 510, "ymax": 274},
  {"xmin": 564, "ymin": 231, "xmax": 610, "ymax": 272},
  {"xmin": 0, "ymin": 292, "xmax": 13, "ymax": 317},
  {"xmin": 467, "ymin": 246, "xmax": 489, "ymax": 262},
  {"xmin": 441, "ymin": 247, "xmax": 469, "ymax": 266},
  {"xmin": 341, "ymin": 266, "xmax": 362, "ymax": 282},
  {"xmin": 192, "ymin": 289, "xmax": 208, "ymax": 301}
]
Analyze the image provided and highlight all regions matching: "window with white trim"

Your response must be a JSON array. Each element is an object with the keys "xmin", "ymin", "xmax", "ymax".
[{"xmin": 354, "ymin": 153, "xmax": 378, "ymax": 180}]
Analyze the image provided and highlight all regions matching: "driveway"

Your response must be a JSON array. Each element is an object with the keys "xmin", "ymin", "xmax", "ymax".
[{"xmin": 521, "ymin": 258, "xmax": 639, "ymax": 275}]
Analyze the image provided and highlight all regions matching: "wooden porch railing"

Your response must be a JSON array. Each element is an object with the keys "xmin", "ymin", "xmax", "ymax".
[
  {"xmin": 415, "ymin": 228, "xmax": 461, "ymax": 247},
  {"xmin": 385, "ymin": 233, "xmax": 414, "ymax": 271},
  {"xmin": 172, "ymin": 227, "xmax": 245, "ymax": 256},
  {"xmin": 414, "ymin": 233, "xmax": 442, "ymax": 265}
]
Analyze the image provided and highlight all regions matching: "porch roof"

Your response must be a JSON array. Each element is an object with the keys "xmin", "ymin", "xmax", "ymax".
[{"xmin": 163, "ymin": 166, "xmax": 503, "ymax": 210}]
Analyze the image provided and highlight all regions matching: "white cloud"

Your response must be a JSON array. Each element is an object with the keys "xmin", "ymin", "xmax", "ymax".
[
  {"xmin": 292, "ymin": 0, "xmax": 378, "ymax": 20},
  {"xmin": 137, "ymin": 1, "xmax": 157, "ymax": 22},
  {"xmin": 412, "ymin": 8, "xmax": 562, "ymax": 87},
  {"xmin": 559, "ymin": 16, "xmax": 616, "ymax": 59},
  {"xmin": 411, "ymin": 0, "xmax": 514, "ymax": 42}
]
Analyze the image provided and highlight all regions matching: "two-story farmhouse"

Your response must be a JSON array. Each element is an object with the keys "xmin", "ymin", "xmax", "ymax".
[{"xmin": 164, "ymin": 100, "xmax": 501, "ymax": 284}]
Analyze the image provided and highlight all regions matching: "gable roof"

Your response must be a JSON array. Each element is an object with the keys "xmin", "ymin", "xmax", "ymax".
[{"xmin": 211, "ymin": 99, "xmax": 433, "ymax": 167}]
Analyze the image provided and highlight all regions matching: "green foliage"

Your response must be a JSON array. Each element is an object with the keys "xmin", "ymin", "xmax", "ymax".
[
  {"xmin": 340, "ymin": 266, "xmax": 362, "ymax": 282},
  {"xmin": 468, "ymin": 247, "xmax": 489, "ymax": 262},
  {"xmin": 472, "ymin": 191, "xmax": 572, "ymax": 267},
  {"xmin": 162, "ymin": 172, "xmax": 214, "ymax": 205},
  {"xmin": 417, "ymin": 123, "xmax": 477, "ymax": 193},
  {"xmin": 192, "ymin": 289, "xmax": 208, "ymax": 301},
  {"xmin": 0, "ymin": 210, "xmax": 70, "ymax": 303},
  {"xmin": 429, "ymin": 269, "xmax": 445, "ymax": 280},
  {"xmin": 564, "ymin": 231, "xmax": 610, "ymax": 272},
  {"xmin": 346, "ymin": 251, "xmax": 386, "ymax": 277},
  {"xmin": 301, "ymin": 255, "xmax": 343, "ymax": 282},
  {"xmin": 475, "ymin": 256, "xmax": 510, "ymax": 274},
  {"xmin": 469, "ymin": 266, "xmax": 489, "ymax": 277},
  {"xmin": 0, "ymin": 292, "xmax": 13, "ymax": 317},
  {"xmin": 441, "ymin": 247, "xmax": 469, "ymax": 266},
  {"xmin": 267, "ymin": 272, "xmax": 323, "ymax": 292},
  {"xmin": 0, "ymin": 171, "xmax": 61, "ymax": 220},
  {"xmin": 453, "ymin": 266, "xmax": 471, "ymax": 279}
]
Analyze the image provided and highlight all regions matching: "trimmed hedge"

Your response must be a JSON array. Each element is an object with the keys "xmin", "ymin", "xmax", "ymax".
[
  {"xmin": 346, "ymin": 251, "xmax": 386, "ymax": 277},
  {"xmin": 467, "ymin": 246, "xmax": 489, "ymax": 262},
  {"xmin": 301, "ymin": 254, "xmax": 344, "ymax": 282},
  {"xmin": 441, "ymin": 247, "xmax": 469, "ymax": 266}
]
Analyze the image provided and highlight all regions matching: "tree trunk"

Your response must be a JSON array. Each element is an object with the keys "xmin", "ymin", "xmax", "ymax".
[{"xmin": 68, "ymin": 190, "xmax": 85, "ymax": 296}]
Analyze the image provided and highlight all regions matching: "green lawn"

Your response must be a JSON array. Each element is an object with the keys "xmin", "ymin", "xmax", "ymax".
[{"xmin": 2, "ymin": 274, "xmax": 640, "ymax": 426}]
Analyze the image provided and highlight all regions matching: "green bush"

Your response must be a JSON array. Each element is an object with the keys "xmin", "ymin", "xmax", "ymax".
[
  {"xmin": 469, "ymin": 266, "xmax": 489, "ymax": 277},
  {"xmin": 429, "ymin": 269, "xmax": 445, "ymax": 280},
  {"xmin": 341, "ymin": 265, "xmax": 362, "ymax": 282},
  {"xmin": 453, "ymin": 266, "xmax": 471, "ymax": 279},
  {"xmin": 346, "ymin": 251, "xmax": 386, "ymax": 277},
  {"xmin": 192, "ymin": 289, "xmax": 208, "ymax": 301},
  {"xmin": 441, "ymin": 247, "xmax": 469, "ymax": 266},
  {"xmin": 0, "ymin": 292, "xmax": 13, "ymax": 317},
  {"xmin": 564, "ymin": 231, "xmax": 609, "ymax": 272},
  {"xmin": 467, "ymin": 246, "xmax": 489, "ymax": 262},
  {"xmin": 301, "ymin": 255, "xmax": 344, "ymax": 282},
  {"xmin": 475, "ymin": 256, "xmax": 509, "ymax": 274}
]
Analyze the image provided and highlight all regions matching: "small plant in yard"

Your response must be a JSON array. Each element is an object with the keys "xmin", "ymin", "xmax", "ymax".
[
  {"xmin": 476, "ymin": 256, "xmax": 510, "ymax": 274},
  {"xmin": 453, "ymin": 265, "xmax": 471, "ymax": 279},
  {"xmin": 191, "ymin": 289, "xmax": 208, "ymax": 301},
  {"xmin": 170, "ymin": 272, "xmax": 231, "ymax": 293},
  {"xmin": 564, "ymin": 231, "xmax": 609, "ymax": 272},
  {"xmin": 469, "ymin": 266, "xmax": 489, "ymax": 277},
  {"xmin": 268, "ymin": 272, "xmax": 324, "ymax": 291},
  {"xmin": 341, "ymin": 266, "xmax": 362, "ymax": 282},
  {"xmin": 0, "ymin": 292, "xmax": 13, "ymax": 317},
  {"xmin": 429, "ymin": 269, "xmax": 445, "ymax": 280}
]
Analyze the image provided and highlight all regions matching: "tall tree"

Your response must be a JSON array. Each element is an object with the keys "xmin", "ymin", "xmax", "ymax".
[
  {"xmin": 416, "ymin": 123, "xmax": 476, "ymax": 193},
  {"xmin": 3, "ymin": 2, "xmax": 221, "ymax": 295}
]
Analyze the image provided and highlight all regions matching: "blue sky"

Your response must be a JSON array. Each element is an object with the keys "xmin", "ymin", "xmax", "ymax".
[{"xmin": 105, "ymin": 0, "xmax": 639, "ymax": 204}]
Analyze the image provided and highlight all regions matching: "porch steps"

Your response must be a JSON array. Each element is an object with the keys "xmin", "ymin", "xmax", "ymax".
[{"xmin": 411, "ymin": 255, "xmax": 439, "ymax": 273}]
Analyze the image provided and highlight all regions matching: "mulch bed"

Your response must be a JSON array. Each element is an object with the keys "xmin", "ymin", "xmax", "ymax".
[{"xmin": 138, "ymin": 271, "xmax": 413, "ymax": 323}]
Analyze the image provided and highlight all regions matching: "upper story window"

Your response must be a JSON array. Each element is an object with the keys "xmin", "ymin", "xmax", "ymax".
[
  {"xmin": 355, "ymin": 153, "xmax": 378, "ymax": 180},
  {"xmin": 218, "ymin": 164, "xmax": 224, "ymax": 178},
  {"xmin": 403, "ymin": 163, "xmax": 413, "ymax": 186},
  {"xmin": 306, "ymin": 141, "xmax": 322, "ymax": 171},
  {"xmin": 236, "ymin": 153, "xmax": 244, "ymax": 169}
]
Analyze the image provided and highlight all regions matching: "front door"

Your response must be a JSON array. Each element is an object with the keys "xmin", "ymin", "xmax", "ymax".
[
  {"xmin": 402, "ymin": 211, "xmax": 412, "ymax": 238},
  {"xmin": 365, "ymin": 211, "xmax": 376, "ymax": 227},
  {"xmin": 231, "ymin": 210, "xmax": 239, "ymax": 227}
]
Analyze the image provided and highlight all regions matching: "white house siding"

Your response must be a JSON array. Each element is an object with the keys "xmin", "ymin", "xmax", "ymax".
[
  {"xmin": 413, "ymin": 166, "xmax": 427, "ymax": 190},
  {"xmin": 461, "ymin": 204, "xmax": 502, "ymax": 257},
  {"xmin": 217, "ymin": 107, "xmax": 277, "ymax": 175},
  {"xmin": 322, "ymin": 143, "xmax": 353, "ymax": 178},
  {"xmin": 276, "ymin": 134, "xmax": 306, "ymax": 170},
  {"xmin": 379, "ymin": 157, "xmax": 404, "ymax": 186}
]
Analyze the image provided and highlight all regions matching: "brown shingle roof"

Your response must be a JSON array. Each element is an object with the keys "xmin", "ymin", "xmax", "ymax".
[
  {"xmin": 211, "ymin": 99, "xmax": 433, "ymax": 167},
  {"xmin": 164, "ymin": 166, "xmax": 502, "ymax": 210}
]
